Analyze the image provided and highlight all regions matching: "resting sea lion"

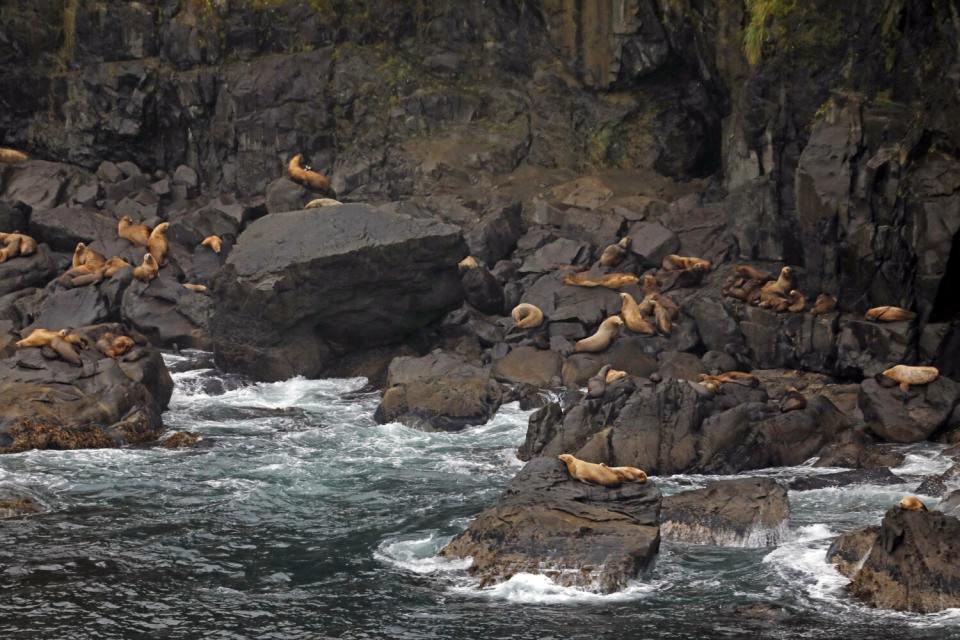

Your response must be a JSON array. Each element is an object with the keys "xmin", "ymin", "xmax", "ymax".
[
  {"xmin": 574, "ymin": 316, "xmax": 623, "ymax": 353},
  {"xmin": 511, "ymin": 303, "xmax": 544, "ymax": 329},
  {"xmin": 587, "ymin": 365, "xmax": 611, "ymax": 398},
  {"xmin": 786, "ymin": 290, "xmax": 806, "ymax": 313},
  {"xmin": 72, "ymin": 242, "xmax": 106, "ymax": 269},
  {"xmin": 640, "ymin": 274, "xmax": 660, "ymax": 296},
  {"xmin": 898, "ymin": 496, "xmax": 927, "ymax": 512},
  {"xmin": 201, "ymin": 235, "xmax": 222, "ymax": 254},
  {"xmin": 0, "ymin": 232, "xmax": 37, "ymax": 262},
  {"xmin": 601, "ymin": 464, "xmax": 647, "ymax": 483},
  {"xmin": 458, "ymin": 256, "xmax": 480, "ymax": 271},
  {"xmin": 95, "ymin": 333, "xmax": 135, "ymax": 359},
  {"xmin": 662, "ymin": 254, "xmax": 712, "ymax": 272},
  {"xmin": 288, "ymin": 153, "xmax": 331, "ymax": 193},
  {"xmin": 117, "ymin": 216, "xmax": 151, "ymax": 247},
  {"xmin": 779, "ymin": 387, "xmax": 806, "ymax": 412},
  {"xmin": 605, "ymin": 368, "xmax": 628, "ymax": 385},
  {"xmin": 558, "ymin": 454, "xmax": 622, "ymax": 487},
  {"xmin": 881, "ymin": 365, "xmax": 939, "ymax": 392},
  {"xmin": 619, "ymin": 293, "xmax": 655, "ymax": 335},
  {"xmin": 732, "ymin": 265, "xmax": 773, "ymax": 281},
  {"xmin": 811, "ymin": 293, "xmax": 837, "ymax": 315},
  {"xmin": 305, "ymin": 197, "xmax": 342, "ymax": 209},
  {"xmin": 649, "ymin": 292, "xmax": 680, "ymax": 319},
  {"xmin": 865, "ymin": 306, "xmax": 916, "ymax": 322},
  {"xmin": 0, "ymin": 148, "xmax": 28, "ymax": 164},
  {"xmin": 699, "ymin": 371, "xmax": 760, "ymax": 387},
  {"xmin": 148, "ymin": 222, "xmax": 169, "ymax": 266},
  {"xmin": 759, "ymin": 266, "xmax": 796, "ymax": 307},
  {"xmin": 599, "ymin": 237, "xmax": 631, "ymax": 267},
  {"xmin": 697, "ymin": 379, "xmax": 720, "ymax": 396},
  {"xmin": 563, "ymin": 272, "xmax": 639, "ymax": 289},
  {"xmin": 653, "ymin": 300, "xmax": 672, "ymax": 335},
  {"xmin": 15, "ymin": 328, "xmax": 82, "ymax": 365},
  {"xmin": 182, "ymin": 283, "xmax": 208, "ymax": 293},
  {"xmin": 103, "ymin": 257, "xmax": 130, "ymax": 277},
  {"xmin": 133, "ymin": 253, "xmax": 159, "ymax": 283}
]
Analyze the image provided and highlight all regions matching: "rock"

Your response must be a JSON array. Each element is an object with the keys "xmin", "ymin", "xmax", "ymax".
[
  {"xmin": 440, "ymin": 457, "xmax": 661, "ymax": 593},
  {"xmin": 560, "ymin": 338, "xmax": 658, "ymax": 386},
  {"xmin": 627, "ymin": 221, "xmax": 678, "ymax": 267},
  {"xmin": 859, "ymin": 377, "xmax": 960, "ymax": 443},
  {"xmin": 121, "ymin": 276, "xmax": 212, "ymax": 349},
  {"xmin": 264, "ymin": 177, "xmax": 311, "ymax": 214},
  {"xmin": 28, "ymin": 205, "xmax": 118, "ymax": 253},
  {"xmin": 519, "ymin": 237, "xmax": 588, "ymax": 274},
  {"xmin": 661, "ymin": 478, "xmax": 790, "ymax": 546},
  {"xmin": 462, "ymin": 200, "xmax": 523, "ymax": 265},
  {"xmin": 844, "ymin": 506, "xmax": 960, "ymax": 613},
  {"xmin": 789, "ymin": 468, "xmax": 905, "ymax": 491},
  {"xmin": 942, "ymin": 490, "xmax": 960, "ymax": 516},
  {"xmin": 837, "ymin": 318, "xmax": 915, "ymax": 378},
  {"xmin": 211, "ymin": 205, "xmax": 466, "ymax": 381},
  {"xmin": 827, "ymin": 526, "xmax": 880, "ymax": 578},
  {"xmin": 0, "ymin": 323, "xmax": 173, "ymax": 452},
  {"xmin": 0, "ymin": 201, "xmax": 28, "ymax": 233},
  {"xmin": 814, "ymin": 437, "xmax": 905, "ymax": 469},
  {"xmin": 0, "ymin": 245, "xmax": 58, "ymax": 297},
  {"xmin": 460, "ymin": 266, "xmax": 504, "ymax": 314},
  {"xmin": 492, "ymin": 346, "xmax": 561, "ymax": 388},
  {"xmin": 374, "ymin": 351, "xmax": 502, "ymax": 432},
  {"xmin": 657, "ymin": 351, "xmax": 705, "ymax": 381},
  {"xmin": 1, "ymin": 161, "xmax": 98, "ymax": 210},
  {"xmin": 0, "ymin": 494, "xmax": 43, "ymax": 518},
  {"xmin": 915, "ymin": 463, "xmax": 960, "ymax": 498}
]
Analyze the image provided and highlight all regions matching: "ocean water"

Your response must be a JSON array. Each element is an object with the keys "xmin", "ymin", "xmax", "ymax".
[{"xmin": 1, "ymin": 350, "xmax": 958, "ymax": 639}]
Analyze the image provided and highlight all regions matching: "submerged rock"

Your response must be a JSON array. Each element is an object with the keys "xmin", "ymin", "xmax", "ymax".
[
  {"xmin": 789, "ymin": 468, "xmax": 906, "ymax": 491},
  {"xmin": 441, "ymin": 457, "xmax": 660, "ymax": 593},
  {"xmin": 661, "ymin": 478, "xmax": 789, "ymax": 546}
]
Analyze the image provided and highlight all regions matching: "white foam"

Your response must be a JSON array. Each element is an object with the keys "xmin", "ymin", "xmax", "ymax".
[
  {"xmin": 455, "ymin": 572, "xmax": 658, "ymax": 604},
  {"xmin": 374, "ymin": 535, "xmax": 471, "ymax": 574}
]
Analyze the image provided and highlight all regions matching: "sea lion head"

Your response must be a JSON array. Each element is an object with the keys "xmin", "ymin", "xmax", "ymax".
[
  {"xmin": 608, "ymin": 316, "xmax": 625, "ymax": 329},
  {"xmin": 154, "ymin": 222, "xmax": 170, "ymax": 234},
  {"xmin": 898, "ymin": 496, "xmax": 927, "ymax": 512},
  {"xmin": 780, "ymin": 266, "xmax": 793, "ymax": 279},
  {"xmin": 558, "ymin": 453, "xmax": 575, "ymax": 468},
  {"xmin": 120, "ymin": 215, "xmax": 132, "ymax": 225}
]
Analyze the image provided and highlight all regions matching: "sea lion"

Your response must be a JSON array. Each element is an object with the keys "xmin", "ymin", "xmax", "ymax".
[
  {"xmin": 95, "ymin": 333, "xmax": 135, "ymax": 359},
  {"xmin": 132, "ymin": 253, "xmax": 159, "ymax": 283},
  {"xmin": 574, "ymin": 316, "xmax": 623, "ymax": 353},
  {"xmin": 148, "ymin": 222, "xmax": 169, "ymax": 266},
  {"xmin": 587, "ymin": 365, "xmax": 611, "ymax": 398},
  {"xmin": 72, "ymin": 242, "xmax": 106, "ymax": 269},
  {"xmin": 697, "ymin": 379, "xmax": 720, "ymax": 396},
  {"xmin": 759, "ymin": 266, "xmax": 796, "ymax": 307},
  {"xmin": 15, "ymin": 328, "xmax": 81, "ymax": 365},
  {"xmin": 898, "ymin": 496, "xmax": 927, "ymax": 512},
  {"xmin": 117, "ymin": 216, "xmax": 151, "ymax": 247},
  {"xmin": 881, "ymin": 365, "xmax": 939, "ymax": 392},
  {"xmin": 605, "ymin": 368, "xmax": 628, "ymax": 385},
  {"xmin": 0, "ymin": 148, "xmax": 28, "ymax": 164},
  {"xmin": 865, "ymin": 306, "xmax": 916, "ymax": 322},
  {"xmin": 201, "ymin": 235, "xmax": 222, "ymax": 254},
  {"xmin": 662, "ymin": 254, "xmax": 712, "ymax": 272},
  {"xmin": 458, "ymin": 256, "xmax": 480, "ymax": 271},
  {"xmin": 649, "ymin": 292, "xmax": 680, "ymax": 320},
  {"xmin": 811, "ymin": 293, "xmax": 837, "ymax": 315},
  {"xmin": 599, "ymin": 237, "xmax": 631, "ymax": 267},
  {"xmin": 102, "ymin": 256, "xmax": 130, "ymax": 277},
  {"xmin": 304, "ymin": 197, "xmax": 342, "ymax": 209},
  {"xmin": 732, "ymin": 265, "xmax": 773, "ymax": 281},
  {"xmin": 640, "ymin": 274, "xmax": 660, "ymax": 296},
  {"xmin": 182, "ymin": 283, "xmax": 208, "ymax": 293},
  {"xmin": 558, "ymin": 454, "xmax": 623, "ymax": 487},
  {"xmin": 0, "ymin": 234, "xmax": 20, "ymax": 263},
  {"xmin": 786, "ymin": 290, "xmax": 806, "ymax": 313},
  {"xmin": 699, "ymin": 371, "xmax": 760, "ymax": 388},
  {"xmin": 600, "ymin": 464, "xmax": 648, "ymax": 483},
  {"xmin": 511, "ymin": 303, "xmax": 544, "ymax": 329},
  {"xmin": 16, "ymin": 328, "xmax": 68, "ymax": 348},
  {"xmin": 779, "ymin": 387, "xmax": 807, "ymax": 412},
  {"xmin": 653, "ymin": 300, "xmax": 672, "ymax": 335},
  {"xmin": 619, "ymin": 293, "xmax": 655, "ymax": 335},
  {"xmin": 563, "ymin": 272, "xmax": 639, "ymax": 289},
  {"xmin": 288, "ymin": 153, "xmax": 331, "ymax": 193}
]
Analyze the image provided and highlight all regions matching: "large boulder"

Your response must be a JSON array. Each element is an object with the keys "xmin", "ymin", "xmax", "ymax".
[
  {"xmin": 661, "ymin": 478, "xmax": 790, "ymax": 546},
  {"xmin": 0, "ymin": 245, "xmax": 58, "ymax": 297},
  {"xmin": 859, "ymin": 377, "xmax": 960, "ymax": 443},
  {"xmin": 441, "ymin": 457, "xmax": 661, "ymax": 593},
  {"xmin": 0, "ymin": 323, "xmax": 173, "ymax": 452},
  {"xmin": 211, "ymin": 205, "xmax": 467, "ymax": 381}
]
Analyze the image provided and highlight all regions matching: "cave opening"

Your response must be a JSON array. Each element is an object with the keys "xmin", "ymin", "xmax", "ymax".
[{"xmin": 930, "ymin": 229, "xmax": 960, "ymax": 323}]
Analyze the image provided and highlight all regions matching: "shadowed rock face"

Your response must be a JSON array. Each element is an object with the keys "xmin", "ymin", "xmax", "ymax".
[
  {"xmin": 441, "ymin": 456, "xmax": 661, "ymax": 593},
  {"xmin": 211, "ymin": 204, "xmax": 467, "ymax": 381}
]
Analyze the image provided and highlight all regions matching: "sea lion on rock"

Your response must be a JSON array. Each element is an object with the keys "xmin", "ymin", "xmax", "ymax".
[
  {"xmin": 458, "ymin": 256, "xmax": 480, "ymax": 271},
  {"xmin": 759, "ymin": 266, "xmax": 796, "ymax": 307},
  {"xmin": 72, "ymin": 242, "xmax": 106, "ymax": 269},
  {"xmin": 0, "ymin": 148, "xmax": 28, "ymax": 164},
  {"xmin": 103, "ymin": 257, "xmax": 130, "ymax": 277},
  {"xmin": 811, "ymin": 293, "xmax": 837, "ymax": 315},
  {"xmin": 0, "ymin": 232, "xmax": 37, "ymax": 262},
  {"xmin": 640, "ymin": 274, "xmax": 660, "ymax": 295},
  {"xmin": 587, "ymin": 365, "xmax": 611, "ymax": 398},
  {"xmin": 95, "ymin": 333, "xmax": 135, "ymax": 359},
  {"xmin": 881, "ymin": 365, "xmax": 939, "ymax": 392},
  {"xmin": 600, "ymin": 237, "xmax": 631, "ymax": 267},
  {"xmin": 16, "ymin": 328, "xmax": 82, "ymax": 365},
  {"xmin": 619, "ymin": 293, "xmax": 655, "ymax": 335},
  {"xmin": 865, "ymin": 306, "xmax": 916, "ymax": 322},
  {"xmin": 699, "ymin": 371, "xmax": 759, "ymax": 388},
  {"xmin": 733, "ymin": 265, "xmax": 773, "ymax": 281},
  {"xmin": 182, "ymin": 283, "xmax": 208, "ymax": 293},
  {"xmin": 786, "ymin": 290, "xmax": 806, "ymax": 313},
  {"xmin": 511, "ymin": 303, "xmax": 544, "ymax": 329},
  {"xmin": 899, "ymin": 496, "xmax": 927, "ymax": 512},
  {"xmin": 601, "ymin": 464, "xmax": 647, "ymax": 483},
  {"xmin": 605, "ymin": 368, "xmax": 627, "ymax": 385},
  {"xmin": 305, "ymin": 197, "xmax": 342, "ymax": 209},
  {"xmin": 201, "ymin": 235, "xmax": 222, "ymax": 254},
  {"xmin": 288, "ymin": 153, "xmax": 331, "ymax": 193},
  {"xmin": 649, "ymin": 292, "xmax": 680, "ymax": 319},
  {"xmin": 563, "ymin": 272, "xmax": 639, "ymax": 289},
  {"xmin": 118, "ymin": 216, "xmax": 150, "ymax": 247},
  {"xmin": 779, "ymin": 387, "xmax": 806, "ymax": 412},
  {"xmin": 653, "ymin": 300, "xmax": 672, "ymax": 335},
  {"xmin": 574, "ymin": 316, "xmax": 623, "ymax": 353},
  {"xmin": 558, "ymin": 454, "xmax": 623, "ymax": 487},
  {"xmin": 662, "ymin": 254, "xmax": 712, "ymax": 272},
  {"xmin": 133, "ymin": 253, "xmax": 159, "ymax": 283},
  {"xmin": 148, "ymin": 222, "xmax": 169, "ymax": 266}
]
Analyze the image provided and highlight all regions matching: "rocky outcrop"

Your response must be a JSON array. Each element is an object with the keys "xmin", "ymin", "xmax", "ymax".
[
  {"xmin": 789, "ymin": 468, "xmax": 905, "ymax": 491},
  {"xmin": 661, "ymin": 478, "xmax": 789, "ymax": 547},
  {"xmin": 211, "ymin": 204, "xmax": 467, "ymax": 381},
  {"xmin": 859, "ymin": 377, "xmax": 960, "ymax": 443},
  {"xmin": 441, "ymin": 456, "xmax": 660, "ymax": 593}
]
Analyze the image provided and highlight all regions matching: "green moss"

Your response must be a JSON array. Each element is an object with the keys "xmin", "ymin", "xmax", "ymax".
[
  {"xmin": 743, "ymin": 0, "xmax": 794, "ymax": 66},
  {"xmin": 587, "ymin": 124, "xmax": 616, "ymax": 168},
  {"xmin": 59, "ymin": 0, "xmax": 79, "ymax": 70}
]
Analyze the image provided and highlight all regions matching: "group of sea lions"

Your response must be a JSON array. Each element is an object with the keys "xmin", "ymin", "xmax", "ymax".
[
  {"xmin": 0, "ymin": 232, "xmax": 38, "ymax": 263},
  {"xmin": 14, "ymin": 327, "xmax": 137, "ymax": 366}
]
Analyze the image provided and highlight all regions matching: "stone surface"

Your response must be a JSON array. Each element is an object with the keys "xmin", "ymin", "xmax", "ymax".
[{"xmin": 859, "ymin": 377, "xmax": 960, "ymax": 444}]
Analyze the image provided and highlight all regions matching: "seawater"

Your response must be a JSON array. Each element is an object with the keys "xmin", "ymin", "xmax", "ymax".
[{"xmin": 1, "ymin": 351, "xmax": 958, "ymax": 639}]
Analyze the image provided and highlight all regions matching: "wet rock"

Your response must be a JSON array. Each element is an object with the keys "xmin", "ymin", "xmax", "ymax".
[
  {"xmin": 915, "ymin": 463, "xmax": 960, "ymax": 498},
  {"xmin": 661, "ymin": 478, "xmax": 789, "ymax": 546},
  {"xmin": 0, "ymin": 495, "xmax": 42, "ymax": 518},
  {"xmin": 441, "ymin": 457, "xmax": 661, "ymax": 593},
  {"xmin": 827, "ymin": 526, "xmax": 880, "ymax": 578},
  {"xmin": 516, "ymin": 401, "xmax": 563, "ymax": 461},
  {"xmin": 859, "ymin": 377, "xmax": 960, "ymax": 443},
  {"xmin": 789, "ymin": 468, "xmax": 905, "ymax": 491},
  {"xmin": 374, "ymin": 351, "xmax": 502, "ymax": 432},
  {"xmin": 161, "ymin": 431, "xmax": 203, "ymax": 448},
  {"xmin": 492, "ymin": 346, "xmax": 561, "ymax": 388},
  {"xmin": 814, "ymin": 436, "xmax": 905, "ymax": 469},
  {"xmin": 942, "ymin": 490, "xmax": 960, "ymax": 516}
]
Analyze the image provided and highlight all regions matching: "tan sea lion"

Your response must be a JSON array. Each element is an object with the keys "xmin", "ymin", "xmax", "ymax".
[
  {"xmin": 563, "ymin": 272, "xmax": 639, "ymax": 289},
  {"xmin": 511, "ymin": 303, "xmax": 544, "ymax": 329},
  {"xmin": 619, "ymin": 293, "xmax": 655, "ymax": 335},
  {"xmin": 182, "ymin": 283, "xmax": 209, "ymax": 293},
  {"xmin": 148, "ymin": 222, "xmax": 169, "ymax": 266},
  {"xmin": 786, "ymin": 290, "xmax": 806, "ymax": 313},
  {"xmin": 881, "ymin": 365, "xmax": 939, "ymax": 392},
  {"xmin": 15, "ymin": 328, "xmax": 81, "ymax": 365},
  {"xmin": 699, "ymin": 371, "xmax": 760, "ymax": 387},
  {"xmin": 95, "ymin": 333, "xmax": 135, "ymax": 359},
  {"xmin": 305, "ymin": 197, "xmax": 342, "ymax": 209},
  {"xmin": 133, "ymin": 253, "xmax": 159, "ymax": 283},
  {"xmin": 649, "ymin": 292, "xmax": 680, "ymax": 320},
  {"xmin": 558, "ymin": 454, "xmax": 623, "ymax": 487},
  {"xmin": 72, "ymin": 242, "xmax": 106, "ymax": 269},
  {"xmin": 0, "ymin": 148, "xmax": 28, "ymax": 164},
  {"xmin": 759, "ymin": 266, "xmax": 796, "ymax": 306},
  {"xmin": 458, "ymin": 256, "xmax": 480, "ymax": 271},
  {"xmin": 605, "ymin": 368, "xmax": 628, "ymax": 385},
  {"xmin": 640, "ymin": 274, "xmax": 660, "ymax": 295},
  {"xmin": 662, "ymin": 254, "xmax": 712, "ymax": 272},
  {"xmin": 600, "ymin": 464, "xmax": 648, "ymax": 483},
  {"xmin": 117, "ymin": 216, "xmax": 151, "ymax": 247},
  {"xmin": 288, "ymin": 153, "xmax": 331, "ymax": 193},
  {"xmin": 201, "ymin": 235, "xmax": 222, "ymax": 254},
  {"xmin": 865, "ymin": 306, "xmax": 916, "ymax": 322},
  {"xmin": 0, "ymin": 234, "xmax": 20, "ymax": 263},
  {"xmin": 16, "ymin": 328, "xmax": 68, "ymax": 348},
  {"xmin": 653, "ymin": 300, "xmax": 672, "ymax": 335},
  {"xmin": 599, "ymin": 237, "xmax": 631, "ymax": 267},
  {"xmin": 732, "ymin": 265, "xmax": 773, "ymax": 281},
  {"xmin": 811, "ymin": 293, "xmax": 837, "ymax": 315},
  {"xmin": 103, "ymin": 256, "xmax": 131, "ymax": 277},
  {"xmin": 779, "ymin": 387, "xmax": 807, "ymax": 412},
  {"xmin": 898, "ymin": 496, "xmax": 927, "ymax": 512},
  {"xmin": 574, "ymin": 316, "xmax": 623, "ymax": 353}
]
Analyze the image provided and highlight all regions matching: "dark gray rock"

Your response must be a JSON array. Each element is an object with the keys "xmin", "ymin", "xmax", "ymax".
[
  {"xmin": 0, "ymin": 245, "xmax": 58, "ymax": 297},
  {"xmin": 789, "ymin": 468, "xmax": 905, "ymax": 491},
  {"xmin": 461, "ymin": 266, "xmax": 504, "ymax": 315},
  {"xmin": 28, "ymin": 206, "xmax": 116, "ymax": 253},
  {"xmin": 859, "ymin": 377, "xmax": 960, "ymax": 443},
  {"xmin": 915, "ymin": 464, "xmax": 960, "ymax": 498},
  {"xmin": 265, "ymin": 177, "xmax": 311, "ymax": 214},
  {"xmin": 492, "ymin": 346, "xmax": 561, "ymax": 388},
  {"xmin": 627, "ymin": 221, "xmax": 678, "ymax": 267}
]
